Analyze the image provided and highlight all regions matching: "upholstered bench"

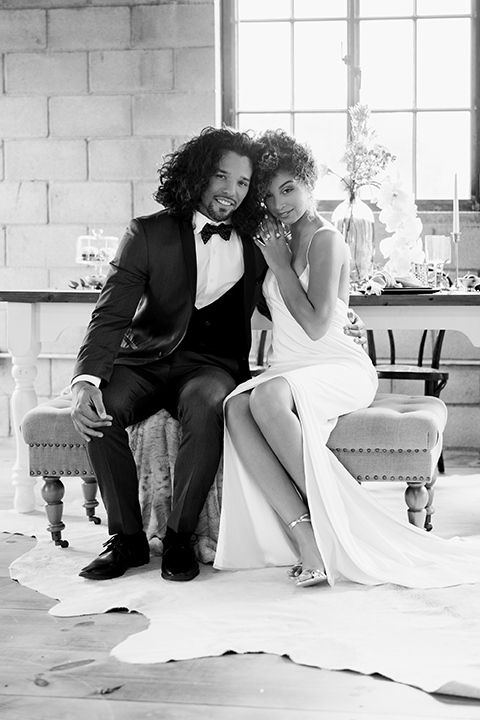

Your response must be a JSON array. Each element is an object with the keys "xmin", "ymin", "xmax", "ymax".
[{"xmin": 20, "ymin": 392, "xmax": 447, "ymax": 561}]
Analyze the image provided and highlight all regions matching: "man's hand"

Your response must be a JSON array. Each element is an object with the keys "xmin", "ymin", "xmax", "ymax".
[
  {"xmin": 344, "ymin": 308, "xmax": 367, "ymax": 349},
  {"xmin": 71, "ymin": 381, "xmax": 112, "ymax": 442}
]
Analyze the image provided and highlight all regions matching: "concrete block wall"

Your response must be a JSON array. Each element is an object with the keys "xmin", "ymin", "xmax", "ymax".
[
  {"xmin": 0, "ymin": 0, "xmax": 479, "ymax": 453},
  {"xmin": 0, "ymin": 0, "xmax": 217, "ymax": 435}
]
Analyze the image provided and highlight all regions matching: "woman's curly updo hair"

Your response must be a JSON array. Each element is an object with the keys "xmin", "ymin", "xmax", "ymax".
[
  {"xmin": 256, "ymin": 129, "xmax": 318, "ymax": 200},
  {"xmin": 154, "ymin": 126, "xmax": 264, "ymax": 236}
]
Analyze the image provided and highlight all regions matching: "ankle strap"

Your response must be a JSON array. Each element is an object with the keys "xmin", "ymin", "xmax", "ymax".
[{"xmin": 288, "ymin": 512, "xmax": 311, "ymax": 530}]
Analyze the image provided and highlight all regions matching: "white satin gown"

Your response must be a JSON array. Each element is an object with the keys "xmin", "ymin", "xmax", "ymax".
[{"xmin": 214, "ymin": 258, "xmax": 480, "ymax": 589}]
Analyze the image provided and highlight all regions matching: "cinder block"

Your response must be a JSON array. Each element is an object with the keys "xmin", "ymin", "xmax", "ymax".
[
  {"xmin": 0, "ymin": 10, "xmax": 46, "ymax": 52},
  {"xmin": 443, "ymin": 404, "xmax": 480, "ymax": 450},
  {"xmin": 6, "ymin": 52, "xmax": 88, "ymax": 95},
  {"xmin": 6, "ymin": 225, "xmax": 85, "ymax": 268},
  {"xmin": 0, "ymin": 97, "xmax": 48, "ymax": 138},
  {"xmin": 49, "ymin": 7, "xmax": 130, "ymax": 51},
  {"xmin": 0, "ymin": 309, "xmax": 6, "ymax": 351},
  {"xmin": 0, "ymin": 229, "xmax": 5, "ymax": 267},
  {"xmin": 90, "ymin": 50, "xmax": 173, "ymax": 94},
  {"xmin": 51, "ymin": 358, "xmax": 77, "ymax": 396},
  {"xmin": 86, "ymin": 224, "xmax": 127, "ymax": 242},
  {"xmin": 0, "ymin": 395, "xmax": 10, "ymax": 437},
  {"xmin": 133, "ymin": 182, "xmax": 163, "ymax": 217},
  {"xmin": 441, "ymin": 330, "xmax": 480, "ymax": 362},
  {"xmin": 441, "ymin": 365, "xmax": 480, "ymax": 404},
  {"xmin": 175, "ymin": 47, "xmax": 215, "ymax": 92},
  {"xmin": 0, "ymin": 267, "xmax": 48, "ymax": 289},
  {"xmin": 49, "ymin": 182, "xmax": 132, "ymax": 225},
  {"xmin": 49, "ymin": 267, "xmax": 88, "ymax": 292},
  {"xmin": 89, "ymin": 138, "xmax": 172, "ymax": 181},
  {"xmin": 0, "ymin": 182, "xmax": 47, "ymax": 224},
  {"xmin": 50, "ymin": 96, "xmax": 132, "ymax": 138},
  {"xmin": 133, "ymin": 93, "xmax": 215, "ymax": 136},
  {"xmin": 0, "ymin": 358, "xmax": 14, "ymax": 396},
  {"xmin": 133, "ymin": 4, "xmax": 215, "ymax": 49},
  {"xmin": 42, "ymin": 325, "xmax": 88, "ymax": 357},
  {"xmin": 5, "ymin": 140, "xmax": 87, "ymax": 181}
]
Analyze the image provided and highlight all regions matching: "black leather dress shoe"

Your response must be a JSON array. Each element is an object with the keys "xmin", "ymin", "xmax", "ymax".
[
  {"xmin": 161, "ymin": 529, "xmax": 199, "ymax": 582},
  {"xmin": 79, "ymin": 531, "xmax": 150, "ymax": 580}
]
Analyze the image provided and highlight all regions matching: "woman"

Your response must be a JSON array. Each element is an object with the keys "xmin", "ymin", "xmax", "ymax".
[{"xmin": 214, "ymin": 130, "xmax": 480, "ymax": 589}]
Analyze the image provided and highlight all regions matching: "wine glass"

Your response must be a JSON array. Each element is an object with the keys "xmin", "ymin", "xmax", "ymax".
[{"xmin": 424, "ymin": 235, "xmax": 451, "ymax": 288}]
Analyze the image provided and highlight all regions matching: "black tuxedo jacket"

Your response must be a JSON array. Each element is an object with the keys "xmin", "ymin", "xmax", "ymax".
[{"xmin": 74, "ymin": 210, "xmax": 267, "ymax": 384}]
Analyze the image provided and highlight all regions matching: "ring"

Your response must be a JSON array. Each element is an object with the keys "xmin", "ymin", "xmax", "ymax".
[
  {"xmin": 266, "ymin": 234, "xmax": 271, "ymax": 240},
  {"xmin": 275, "ymin": 232, "xmax": 281, "ymax": 239}
]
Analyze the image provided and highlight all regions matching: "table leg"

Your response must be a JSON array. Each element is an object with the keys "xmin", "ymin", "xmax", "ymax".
[{"xmin": 8, "ymin": 303, "xmax": 41, "ymax": 513}]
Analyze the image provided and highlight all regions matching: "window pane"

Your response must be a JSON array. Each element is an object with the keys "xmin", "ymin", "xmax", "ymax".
[
  {"xmin": 238, "ymin": 113, "xmax": 292, "ymax": 134},
  {"xmin": 294, "ymin": 0, "xmax": 347, "ymax": 19},
  {"xmin": 238, "ymin": 0, "xmax": 291, "ymax": 21},
  {"xmin": 417, "ymin": 0, "xmax": 470, "ymax": 16},
  {"xmin": 416, "ymin": 112, "xmax": 470, "ymax": 199},
  {"xmin": 360, "ymin": 21, "xmax": 414, "ymax": 109},
  {"xmin": 417, "ymin": 19, "xmax": 470, "ymax": 109},
  {"xmin": 294, "ymin": 112, "xmax": 348, "ymax": 199},
  {"xmin": 294, "ymin": 22, "xmax": 347, "ymax": 110},
  {"xmin": 359, "ymin": 0, "xmax": 413, "ymax": 18},
  {"xmin": 238, "ymin": 23, "xmax": 291, "ymax": 110},
  {"xmin": 370, "ymin": 112, "xmax": 413, "ymax": 192}
]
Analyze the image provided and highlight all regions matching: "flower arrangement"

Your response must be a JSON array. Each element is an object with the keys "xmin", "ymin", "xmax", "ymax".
[
  {"xmin": 325, "ymin": 103, "xmax": 395, "ymax": 201},
  {"xmin": 375, "ymin": 173, "xmax": 424, "ymax": 277}
]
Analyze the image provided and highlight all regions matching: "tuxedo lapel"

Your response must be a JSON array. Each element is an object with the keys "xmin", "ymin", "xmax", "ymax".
[{"xmin": 179, "ymin": 221, "xmax": 197, "ymax": 303}]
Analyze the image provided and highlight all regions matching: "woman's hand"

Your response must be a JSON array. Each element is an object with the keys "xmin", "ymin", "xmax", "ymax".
[
  {"xmin": 253, "ymin": 214, "xmax": 291, "ymax": 274},
  {"xmin": 344, "ymin": 309, "xmax": 367, "ymax": 349}
]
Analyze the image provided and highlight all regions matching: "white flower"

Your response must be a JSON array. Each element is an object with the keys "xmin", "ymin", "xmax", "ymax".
[{"xmin": 374, "ymin": 172, "xmax": 424, "ymax": 277}]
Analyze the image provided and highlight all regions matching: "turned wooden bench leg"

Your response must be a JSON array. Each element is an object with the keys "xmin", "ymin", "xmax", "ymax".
[
  {"xmin": 404, "ymin": 480, "xmax": 431, "ymax": 530},
  {"xmin": 424, "ymin": 475, "xmax": 437, "ymax": 532},
  {"xmin": 40, "ymin": 476, "xmax": 69, "ymax": 548},
  {"xmin": 40, "ymin": 474, "xmax": 101, "ymax": 547},
  {"xmin": 81, "ymin": 475, "xmax": 101, "ymax": 526}
]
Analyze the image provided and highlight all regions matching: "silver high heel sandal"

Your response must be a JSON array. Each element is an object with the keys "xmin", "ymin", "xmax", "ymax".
[
  {"xmin": 287, "ymin": 513, "xmax": 327, "ymax": 588},
  {"xmin": 286, "ymin": 512, "xmax": 309, "ymax": 579}
]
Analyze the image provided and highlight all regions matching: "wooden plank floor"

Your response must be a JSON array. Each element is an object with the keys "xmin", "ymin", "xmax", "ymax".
[{"xmin": 1, "ymin": 437, "xmax": 480, "ymax": 719}]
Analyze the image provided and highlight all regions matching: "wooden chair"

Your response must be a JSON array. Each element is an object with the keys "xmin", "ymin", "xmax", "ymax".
[{"xmin": 366, "ymin": 329, "xmax": 449, "ymax": 472}]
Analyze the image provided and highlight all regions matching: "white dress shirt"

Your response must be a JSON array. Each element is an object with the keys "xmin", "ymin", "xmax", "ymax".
[{"xmin": 73, "ymin": 211, "xmax": 244, "ymax": 388}]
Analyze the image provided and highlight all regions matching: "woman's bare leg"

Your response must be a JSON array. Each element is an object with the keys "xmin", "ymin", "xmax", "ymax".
[
  {"xmin": 249, "ymin": 378, "xmax": 306, "ymax": 498},
  {"xmin": 225, "ymin": 387, "xmax": 324, "ymax": 575}
]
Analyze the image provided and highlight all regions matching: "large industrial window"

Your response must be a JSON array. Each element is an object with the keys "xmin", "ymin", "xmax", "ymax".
[{"xmin": 222, "ymin": 0, "xmax": 479, "ymax": 209}]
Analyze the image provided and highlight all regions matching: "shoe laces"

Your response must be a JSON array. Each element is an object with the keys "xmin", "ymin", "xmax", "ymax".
[{"xmin": 102, "ymin": 534, "xmax": 128, "ymax": 555}]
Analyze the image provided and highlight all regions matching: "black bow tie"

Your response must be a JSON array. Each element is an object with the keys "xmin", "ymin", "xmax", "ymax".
[{"xmin": 200, "ymin": 223, "xmax": 232, "ymax": 244}]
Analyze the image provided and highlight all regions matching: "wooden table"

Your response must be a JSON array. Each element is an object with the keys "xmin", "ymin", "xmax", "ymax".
[{"xmin": 2, "ymin": 289, "xmax": 480, "ymax": 513}]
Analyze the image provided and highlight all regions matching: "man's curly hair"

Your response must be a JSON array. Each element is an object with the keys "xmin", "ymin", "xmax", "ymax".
[
  {"xmin": 256, "ymin": 129, "xmax": 318, "ymax": 199},
  {"xmin": 154, "ymin": 126, "xmax": 263, "ymax": 236}
]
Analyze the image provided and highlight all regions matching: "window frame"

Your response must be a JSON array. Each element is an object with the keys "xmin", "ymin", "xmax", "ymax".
[{"xmin": 221, "ymin": 0, "xmax": 480, "ymax": 211}]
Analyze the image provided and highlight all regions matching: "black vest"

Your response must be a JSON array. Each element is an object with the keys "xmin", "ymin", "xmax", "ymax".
[{"xmin": 178, "ymin": 278, "xmax": 246, "ymax": 360}]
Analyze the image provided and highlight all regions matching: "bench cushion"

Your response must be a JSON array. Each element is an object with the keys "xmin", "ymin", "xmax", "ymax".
[{"xmin": 21, "ymin": 392, "xmax": 447, "ymax": 561}]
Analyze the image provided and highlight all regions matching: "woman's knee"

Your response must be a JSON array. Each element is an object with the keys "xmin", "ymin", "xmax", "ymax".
[
  {"xmin": 250, "ymin": 378, "xmax": 293, "ymax": 424},
  {"xmin": 224, "ymin": 393, "xmax": 250, "ymax": 428}
]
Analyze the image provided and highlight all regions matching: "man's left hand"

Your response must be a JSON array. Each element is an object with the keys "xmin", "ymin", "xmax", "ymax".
[{"xmin": 344, "ymin": 309, "xmax": 367, "ymax": 349}]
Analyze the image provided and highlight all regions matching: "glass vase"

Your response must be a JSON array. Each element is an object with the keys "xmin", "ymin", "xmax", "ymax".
[{"xmin": 331, "ymin": 197, "xmax": 375, "ymax": 289}]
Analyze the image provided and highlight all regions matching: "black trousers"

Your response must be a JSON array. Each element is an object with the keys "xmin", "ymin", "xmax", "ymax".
[{"xmin": 86, "ymin": 350, "xmax": 238, "ymax": 536}]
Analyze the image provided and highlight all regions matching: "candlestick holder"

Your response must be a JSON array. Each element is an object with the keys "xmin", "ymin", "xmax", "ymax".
[{"xmin": 450, "ymin": 231, "xmax": 462, "ymax": 291}]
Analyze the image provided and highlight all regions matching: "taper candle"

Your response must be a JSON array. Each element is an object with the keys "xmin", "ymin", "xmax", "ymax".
[{"xmin": 453, "ymin": 173, "xmax": 460, "ymax": 233}]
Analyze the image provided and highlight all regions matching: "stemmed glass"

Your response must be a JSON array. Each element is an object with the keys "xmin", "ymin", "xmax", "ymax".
[{"xmin": 424, "ymin": 235, "xmax": 451, "ymax": 289}]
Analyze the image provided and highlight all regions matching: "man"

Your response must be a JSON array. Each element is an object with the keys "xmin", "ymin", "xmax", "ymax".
[{"xmin": 71, "ymin": 126, "xmax": 364, "ymax": 583}]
